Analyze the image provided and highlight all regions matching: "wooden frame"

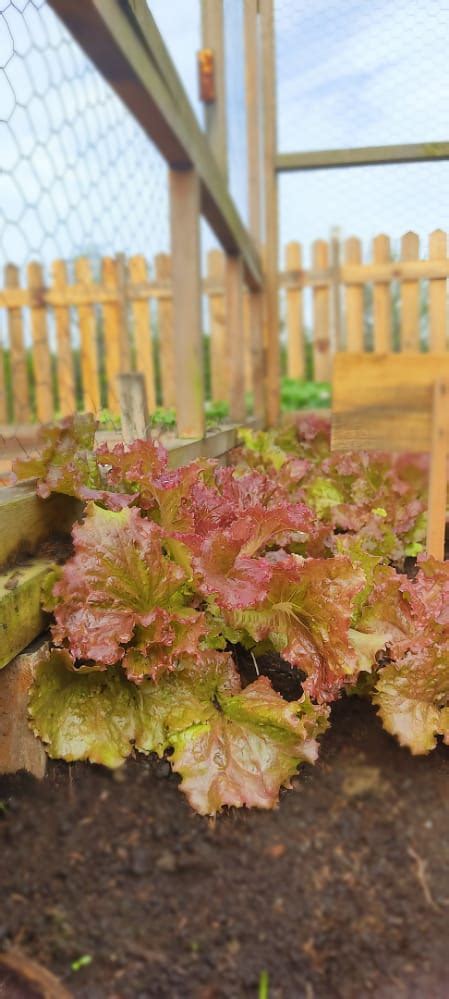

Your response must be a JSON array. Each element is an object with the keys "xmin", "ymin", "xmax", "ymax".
[{"xmin": 276, "ymin": 142, "xmax": 449, "ymax": 173}]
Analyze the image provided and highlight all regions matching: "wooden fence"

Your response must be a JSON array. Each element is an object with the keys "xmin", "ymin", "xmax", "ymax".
[{"xmin": 1, "ymin": 229, "xmax": 448, "ymax": 424}]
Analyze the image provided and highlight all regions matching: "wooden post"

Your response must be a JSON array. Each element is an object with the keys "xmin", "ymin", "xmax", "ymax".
[
  {"xmin": 427, "ymin": 378, "xmax": 449, "ymax": 560},
  {"xmin": 429, "ymin": 229, "xmax": 447, "ymax": 352},
  {"xmin": 118, "ymin": 372, "xmax": 149, "ymax": 443},
  {"xmin": 249, "ymin": 289, "xmax": 266, "ymax": 420},
  {"xmin": 344, "ymin": 236, "xmax": 364, "ymax": 351},
  {"xmin": 102, "ymin": 256, "xmax": 131, "ymax": 414},
  {"xmin": 330, "ymin": 226, "xmax": 343, "ymax": 352},
  {"xmin": 285, "ymin": 241, "xmax": 304, "ymax": 379},
  {"xmin": 312, "ymin": 240, "xmax": 331, "ymax": 381},
  {"xmin": 169, "ymin": 167, "xmax": 204, "ymax": 438},
  {"xmin": 75, "ymin": 257, "xmax": 100, "ymax": 413},
  {"xmin": 27, "ymin": 261, "xmax": 53, "ymax": 423},
  {"xmin": 261, "ymin": 0, "xmax": 279, "ymax": 425},
  {"xmin": 129, "ymin": 254, "xmax": 156, "ymax": 412},
  {"xmin": 243, "ymin": 289, "xmax": 253, "ymax": 395},
  {"xmin": 155, "ymin": 252, "xmax": 175, "ymax": 408},
  {"xmin": 0, "ymin": 336, "xmax": 6, "ymax": 424},
  {"xmin": 372, "ymin": 234, "xmax": 392, "ymax": 353},
  {"xmin": 226, "ymin": 254, "xmax": 246, "ymax": 422},
  {"xmin": 52, "ymin": 260, "xmax": 76, "ymax": 417},
  {"xmin": 207, "ymin": 249, "xmax": 228, "ymax": 402},
  {"xmin": 400, "ymin": 231, "xmax": 420, "ymax": 352},
  {"xmin": 201, "ymin": 0, "xmax": 227, "ymax": 177},
  {"xmin": 5, "ymin": 264, "xmax": 29, "ymax": 423}
]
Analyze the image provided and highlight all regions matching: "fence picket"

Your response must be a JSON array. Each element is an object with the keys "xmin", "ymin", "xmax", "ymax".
[
  {"xmin": 75, "ymin": 257, "xmax": 100, "ymax": 413},
  {"xmin": 344, "ymin": 237, "xmax": 364, "ymax": 351},
  {"xmin": 27, "ymin": 261, "xmax": 53, "ymax": 422},
  {"xmin": 312, "ymin": 240, "xmax": 331, "ymax": 381},
  {"xmin": 129, "ymin": 255, "xmax": 155, "ymax": 412},
  {"xmin": 102, "ymin": 256, "xmax": 129, "ymax": 414},
  {"xmin": 243, "ymin": 289, "xmax": 253, "ymax": 394},
  {"xmin": 429, "ymin": 229, "xmax": 447, "ymax": 352},
  {"xmin": 5, "ymin": 263, "xmax": 29, "ymax": 422},
  {"xmin": 400, "ymin": 231, "xmax": 420, "ymax": 352},
  {"xmin": 285, "ymin": 241, "xmax": 304, "ymax": 379},
  {"xmin": 372, "ymin": 235, "xmax": 392, "ymax": 353},
  {"xmin": 155, "ymin": 253, "xmax": 175, "ymax": 408},
  {"xmin": 52, "ymin": 260, "xmax": 75, "ymax": 416}
]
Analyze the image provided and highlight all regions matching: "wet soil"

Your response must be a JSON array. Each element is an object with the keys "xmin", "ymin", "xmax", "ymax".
[{"xmin": 1, "ymin": 694, "xmax": 448, "ymax": 999}]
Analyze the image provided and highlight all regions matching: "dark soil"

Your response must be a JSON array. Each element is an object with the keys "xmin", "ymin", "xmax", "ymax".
[{"xmin": 1, "ymin": 696, "xmax": 449, "ymax": 999}]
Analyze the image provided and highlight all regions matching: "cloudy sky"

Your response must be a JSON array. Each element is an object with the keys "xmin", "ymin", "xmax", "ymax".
[{"xmin": 0, "ymin": 0, "xmax": 448, "ymax": 274}]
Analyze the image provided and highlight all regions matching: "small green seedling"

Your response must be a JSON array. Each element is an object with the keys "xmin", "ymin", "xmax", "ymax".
[
  {"xmin": 258, "ymin": 969, "xmax": 269, "ymax": 999},
  {"xmin": 71, "ymin": 955, "xmax": 93, "ymax": 972}
]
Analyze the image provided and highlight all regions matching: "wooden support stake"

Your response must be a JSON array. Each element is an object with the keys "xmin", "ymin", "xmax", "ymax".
[
  {"xmin": 226, "ymin": 254, "xmax": 246, "ymax": 422},
  {"xmin": 169, "ymin": 167, "xmax": 204, "ymax": 438},
  {"xmin": 5, "ymin": 264, "xmax": 29, "ymax": 423},
  {"xmin": 429, "ymin": 229, "xmax": 447, "ymax": 352},
  {"xmin": 118, "ymin": 372, "xmax": 149, "ymax": 443},
  {"xmin": 285, "ymin": 241, "xmax": 304, "ymax": 378},
  {"xmin": 312, "ymin": 240, "xmax": 331, "ymax": 381},
  {"xmin": 28, "ymin": 261, "xmax": 53, "ymax": 423},
  {"xmin": 155, "ymin": 252, "xmax": 175, "ymax": 408},
  {"xmin": 129, "ymin": 255, "xmax": 156, "ymax": 412},
  {"xmin": 427, "ymin": 378, "xmax": 449, "ymax": 560},
  {"xmin": 75, "ymin": 257, "xmax": 100, "ymax": 413},
  {"xmin": 330, "ymin": 227, "xmax": 343, "ymax": 352},
  {"xmin": 52, "ymin": 259, "xmax": 76, "ymax": 416}
]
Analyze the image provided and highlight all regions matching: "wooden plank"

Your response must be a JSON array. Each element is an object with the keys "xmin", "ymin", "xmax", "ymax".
[
  {"xmin": 0, "ymin": 482, "xmax": 80, "ymax": 569},
  {"xmin": 275, "ymin": 141, "xmax": 449, "ymax": 172},
  {"xmin": 429, "ymin": 229, "xmax": 447, "ymax": 352},
  {"xmin": 331, "ymin": 352, "xmax": 449, "ymax": 453},
  {"xmin": 244, "ymin": 0, "xmax": 262, "ymax": 245},
  {"xmin": 27, "ymin": 261, "xmax": 53, "ymax": 423},
  {"xmin": 118, "ymin": 372, "xmax": 149, "ymax": 442},
  {"xmin": 0, "ymin": 338, "xmax": 6, "ymax": 424},
  {"xmin": 155, "ymin": 253, "xmax": 175, "ymax": 409},
  {"xmin": 0, "ymin": 559, "xmax": 51, "ymax": 670},
  {"xmin": 52, "ymin": 260, "xmax": 76, "ymax": 417},
  {"xmin": 207, "ymin": 249, "xmax": 228, "ymax": 402},
  {"xmin": 5, "ymin": 264, "xmax": 29, "ymax": 423},
  {"xmin": 48, "ymin": 0, "xmax": 262, "ymax": 289},
  {"xmin": 166, "ymin": 423, "xmax": 239, "ymax": 468},
  {"xmin": 285, "ymin": 241, "xmax": 304, "ymax": 378},
  {"xmin": 170, "ymin": 168, "xmax": 204, "ymax": 438},
  {"xmin": 75, "ymin": 257, "xmax": 100, "ymax": 413},
  {"xmin": 261, "ymin": 0, "xmax": 279, "ymax": 425},
  {"xmin": 226, "ymin": 254, "xmax": 246, "ymax": 422},
  {"xmin": 330, "ymin": 227, "xmax": 343, "ymax": 351},
  {"xmin": 243, "ymin": 289, "xmax": 253, "ymax": 395},
  {"xmin": 427, "ymin": 378, "xmax": 449, "ymax": 560},
  {"xmin": 0, "ymin": 648, "xmax": 47, "ymax": 777},
  {"xmin": 279, "ymin": 259, "xmax": 449, "ymax": 286},
  {"xmin": 129, "ymin": 254, "xmax": 156, "ymax": 411},
  {"xmin": 201, "ymin": 0, "xmax": 227, "ymax": 177},
  {"xmin": 344, "ymin": 237, "xmax": 364, "ymax": 351},
  {"xmin": 372, "ymin": 234, "xmax": 392, "ymax": 353},
  {"xmin": 400, "ymin": 231, "xmax": 420, "ymax": 352},
  {"xmin": 312, "ymin": 240, "xmax": 331, "ymax": 380}
]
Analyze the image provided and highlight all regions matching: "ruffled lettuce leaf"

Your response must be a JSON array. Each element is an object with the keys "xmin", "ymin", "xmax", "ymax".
[
  {"xmin": 373, "ymin": 647, "xmax": 449, "ymax": 754},
  {"xmin": 12, "ymin": 414, "xmax": 102, "ymax": 500},
  {"xmin": 51, "ymin": 504, "xmax": 186, "ymax": 666}
]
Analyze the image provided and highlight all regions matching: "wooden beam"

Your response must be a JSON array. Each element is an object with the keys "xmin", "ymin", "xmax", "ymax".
[
  {"xmin": 276, "ymin": 142, "xmax": 449, "ymax": 172},
  {"xmin": 48, "ymin": 0, "xmax": 262, "ymax": 289},
  {"xmin": 118, "ymin": 373, "xmax": 150, "ymax": 442},
  {"xmin": 170, "ymin": 168, "xmax": 204, "ymax": 438},
  {"xmin": 260, "ymin": 0, "xmax": 279, "ymax": 426},
  {"xmin": 201, "ymin": 0, "xmax": 227, "ymax": 178}
]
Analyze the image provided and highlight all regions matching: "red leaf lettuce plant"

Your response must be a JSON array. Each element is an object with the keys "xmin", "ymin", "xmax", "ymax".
[{"xmin": 13, "ymin": 412, "xmax": 449, "ymax": 816}]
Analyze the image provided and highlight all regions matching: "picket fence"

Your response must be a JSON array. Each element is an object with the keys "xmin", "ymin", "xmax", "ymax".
[{"xmin": 0, "ymin": 231, "xmax": 448, "ymax": 424}]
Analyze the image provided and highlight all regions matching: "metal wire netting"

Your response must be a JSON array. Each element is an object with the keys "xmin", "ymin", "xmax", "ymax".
[
  {"xmin": 224, "ymin": 0, "xmax": 248, "ymax": 226},
  {"xmin": 275, "ymin": 0, "xmax": 449, "ymax": 251},
  {"xmin": 0, "ymin": 0, "xmax": 170, "ymax": 272}
]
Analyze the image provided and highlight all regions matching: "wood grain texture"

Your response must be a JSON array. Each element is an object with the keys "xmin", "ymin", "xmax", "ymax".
[
  {"xmin": 129, "ymin": 255, "xmax": 156, "ymax": 411},
  {"xmin": 226, "ymin": 254, "xmax": 246, "ymax": 422},
  {"xmin": 427, "ymin": 378, "xmax": 449, "ymax": 559},
  {"xmin": 261, "ymin": 0, "xmax": 279, "ymax": 425},
  {"xmin": 207, "ymin": 249, "xmax": 228, "ymax": 402},
  {"xmin": 102, "ymin": 256, "xmax": 130, "ymax": 414},
  {"xmin": 0, "ymin": 482, "xmax": 80, "ymax": 569},
  {"xmin": 332, "ymin": 352, "xmax": 449, "ymax": 452},
  {"xmin": 344, "ymin": 237, "xmax": 364, "ymax": 351}
]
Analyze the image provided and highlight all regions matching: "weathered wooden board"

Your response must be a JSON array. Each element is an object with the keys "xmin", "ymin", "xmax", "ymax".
[
  {"xmin": 0, "ymin": 559, "xmax": 51, "ymax": 670},
  {"xmin": 332, "ymin": 353, "xmax": 449, "ymax": 453},
  {"xmin": 0, "ymin": 483, "xmax": 80, "ymax": 569}
]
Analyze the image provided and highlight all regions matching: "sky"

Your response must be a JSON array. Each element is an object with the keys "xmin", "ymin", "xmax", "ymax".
[{"xmin": 0, "ymin": 0, "xmax": 449, "ymax": 278}]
